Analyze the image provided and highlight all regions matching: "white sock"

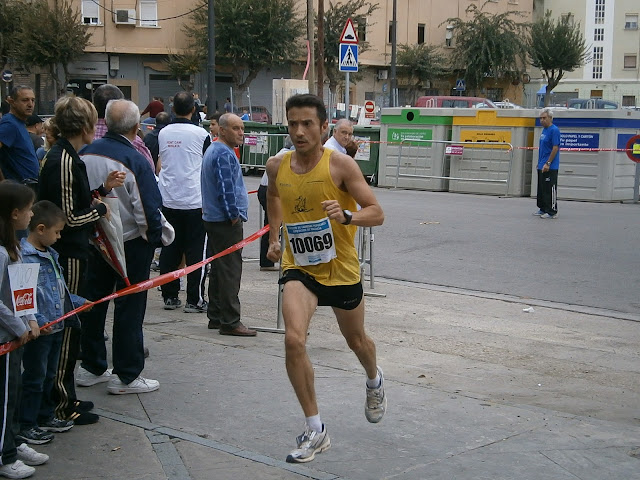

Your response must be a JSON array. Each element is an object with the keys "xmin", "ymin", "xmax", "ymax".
[
  {"xmin": 306, "ymin": 415, "xmax": 323, "ymax": 433},
  {"xmin": 366, "ymin": 373, "xmax": 381, "ymax": 389}
]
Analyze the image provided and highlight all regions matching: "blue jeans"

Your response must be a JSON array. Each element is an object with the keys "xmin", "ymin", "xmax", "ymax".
[{"xmin": 20, "ymin": 331, "xmax": 63, "ymax": 428}]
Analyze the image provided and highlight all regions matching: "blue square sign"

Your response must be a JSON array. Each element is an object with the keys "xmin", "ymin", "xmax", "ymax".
[{"xmin": 339, "ymin": 44, "xmax": 358, "ymax": 72}]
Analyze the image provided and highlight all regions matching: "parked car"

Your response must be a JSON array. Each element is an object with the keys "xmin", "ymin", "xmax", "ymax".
[
  {"xmin": 415, "ymin": 96, "xmax": 497, "ymax": 108},
  {"xmin": 494, "ymin": 101, "xmax": 523, "ymax": 109},
  {"xmin": 235, "ymin": 105, "xmax": 272, "ymax": 123},
  {"xmin": 567, "ymin": 98, "xmax": 619, "ymax": 109}
]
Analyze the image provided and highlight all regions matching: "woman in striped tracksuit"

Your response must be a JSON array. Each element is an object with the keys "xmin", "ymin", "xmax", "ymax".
[{"xmin": 38, "ymin": 96, "xmax": 123, "ymax": 426}]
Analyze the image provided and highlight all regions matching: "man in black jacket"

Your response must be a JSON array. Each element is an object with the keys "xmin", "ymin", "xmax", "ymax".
[{"xmin": 143, "ymin": 111, "xmax": 170, "ymax": 173}]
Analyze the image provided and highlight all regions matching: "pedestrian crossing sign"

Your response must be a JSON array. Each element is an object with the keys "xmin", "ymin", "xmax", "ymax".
[{"xmin": 339, "ymin": 44, "xmax": 358, "ymax": 72}]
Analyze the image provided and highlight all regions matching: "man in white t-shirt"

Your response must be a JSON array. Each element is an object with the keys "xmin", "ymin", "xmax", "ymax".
[
  {"xmin": 158, "ymin": 91, "xmax": 211, "ymax": 313},
  {"xmin": 323, "ymin": 118, "xmax": 353, "ymax": 154}
]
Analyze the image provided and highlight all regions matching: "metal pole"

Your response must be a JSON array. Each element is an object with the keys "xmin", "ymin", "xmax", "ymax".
[
  {"xmin": 247, "ymin": 87, "xmax": 252, "ymax": 121},
  {"xmin": 207, "ymin": 0, "xmax": 216, "ymax": 114},
  {"xmin": 390, "ymin": 0, "xmax": 398, "ymax": 107},
  {"xmin": 250, "ymin": 227, "xmax": 285, "ymax": 334},
  {"xmin": 307, "ymin": 0, "xmax": 316, "ymax": 95},
  {"xmin": 634, "ymin": 163, "xmax": 640, "ymax": 203},
  {"xmin": 229, "ymin": 87, "xmax": 234, "ymax": 113},
  {"xmin": 317, "ymin": 0, "xmax": 325, "ymax": 101},
  {"xmin": 345, "ymin": 72, "xmax": 350, "ymax": 119}
]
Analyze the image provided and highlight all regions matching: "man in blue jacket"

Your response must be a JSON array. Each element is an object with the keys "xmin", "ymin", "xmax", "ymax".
[
  {"xmin": 0, "ymin": 86, "xmax": 39, "ymax": 187},
  {"xmin": 201, "ymin": 113, "xmax": 256, "ymax": 336},
  {"xmin": 79, "ymin": 99, "xmax": 173, "ymax": 394},
  {"xmin": 534, "ymin": 108, "xmax": 560, "ymax": 219}
]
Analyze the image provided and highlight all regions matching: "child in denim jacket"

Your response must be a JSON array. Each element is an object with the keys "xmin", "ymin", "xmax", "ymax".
[{"xmin": 18, "ymin": 201, "xmax": 91, "ymax": 445}]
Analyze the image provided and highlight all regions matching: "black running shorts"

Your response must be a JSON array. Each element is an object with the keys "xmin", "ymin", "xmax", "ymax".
[{"xmin": 279, "ymin": 269, "xmax": 363, "ymax": 310}]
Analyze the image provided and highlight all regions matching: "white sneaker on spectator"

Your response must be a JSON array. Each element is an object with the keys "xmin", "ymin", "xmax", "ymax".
[
  {"xmin": 107, "ymin": 376, "xmax": 159, "ymax": 395},
  {"xmin": 76, "ymin": 366, "xmax": 112, "ymax": 387},
  {"xmin": 16, "ymin": 443, "xmax": 48, "ymax": 466},
  {"xmin": 0, "ymin": 460, "xmax": 35, "ymax": 478}
]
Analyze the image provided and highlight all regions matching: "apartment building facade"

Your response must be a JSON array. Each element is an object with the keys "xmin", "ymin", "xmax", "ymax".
[
  {"xmin": 7, "ymin": 0, "xmax": 538, "ymax": 114},
  {"xmin": 337, "ymin": 0, "xmax": 533, "ymax": 107},
  {"xmin": 529, "ymin": 0, "xmax": 640, "ymax": 107}
]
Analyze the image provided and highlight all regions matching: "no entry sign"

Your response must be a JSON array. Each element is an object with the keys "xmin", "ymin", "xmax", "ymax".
[
  {"xmin": 364, "ymin": 100, "xmax": 375, "ymax": 119},
  {"xmin": 626, "ymin": 135, "xmax": 640, "ymax": 163}
]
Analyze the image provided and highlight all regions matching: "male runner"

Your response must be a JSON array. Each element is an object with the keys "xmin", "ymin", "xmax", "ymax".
[{"xmin": 265, "ymin": 94, "xmax": 386, "ymax": 463}]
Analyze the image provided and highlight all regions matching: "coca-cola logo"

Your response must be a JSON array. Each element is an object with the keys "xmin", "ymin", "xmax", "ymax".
[{"xmin": 13, "ymin": 289, "xmax": 34, "ymax": 311}]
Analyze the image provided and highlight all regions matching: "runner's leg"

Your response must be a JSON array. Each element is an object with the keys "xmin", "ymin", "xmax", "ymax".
[{"xmin": 282, "ymin": 281, "xmax": 318, "ymax": 416}]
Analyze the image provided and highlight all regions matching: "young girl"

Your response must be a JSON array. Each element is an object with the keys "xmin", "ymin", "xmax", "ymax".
[{"xmin": 0, "ymin": 181, "xmax": 49, "ymax": 478}]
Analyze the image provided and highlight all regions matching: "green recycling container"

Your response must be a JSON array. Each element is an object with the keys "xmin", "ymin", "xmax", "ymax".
[
  {"xmin": 240, "ymin": 122, "xmax": 289, "ymax": 170},
  {"xmin": 351, "ymin": 125, "xmax": 380, "ymax": 185}
]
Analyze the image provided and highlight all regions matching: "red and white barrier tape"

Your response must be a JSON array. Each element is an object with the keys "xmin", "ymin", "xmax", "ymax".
[{"xmin": 0, "ymin": 225, "xmax": 270, "ymax": 356}]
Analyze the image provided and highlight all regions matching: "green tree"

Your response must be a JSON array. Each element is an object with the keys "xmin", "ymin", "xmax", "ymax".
[
  {"xmin": 188, "ymin": 0, "xmax": 304, "ymax": 95},
  {"xmin": 11, "ymin": 0, "xmax": 90, "ymax": 97},
  {"xmin": 0, "ymin": 0, "xmax": 24, "ymax": 70},
  {"xmin": 320, "ymin": 0, "xmax": 379, "ymax": 97},
  {"xmin": 528, "ymin": 11, "xmax": 589, "ymax": 107},
  {"xmin": 164, "ymin": 51, "xmax": 205, "ymax": 93},
  {"xmin": 397, "ymin": 44, "xmax": 447, "ymax": 105},
  {"xmin": 445, "ymin": 2, "xmax": 528, "ymax": 91}
]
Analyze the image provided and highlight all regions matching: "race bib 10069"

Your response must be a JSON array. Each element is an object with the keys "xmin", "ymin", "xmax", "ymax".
[{"xmin": 285, "ymin": 218, "xmax": 337, "ymax": 266}]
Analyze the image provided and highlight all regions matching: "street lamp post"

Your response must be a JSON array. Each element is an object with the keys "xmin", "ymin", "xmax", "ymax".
[
  {"xmin": 207, "ymin": 0, "xmax": 216, "ymax": 113},
  {"xmin": 390, "ymin": 0, "xmax": 397, "ymax": 107}
]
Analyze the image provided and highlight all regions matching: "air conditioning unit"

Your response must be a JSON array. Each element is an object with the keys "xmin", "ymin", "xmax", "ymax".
[
  {"xmin": 377, "ymin": 70, "xmax": 388, "ymax": 80},
  {"xmin": 114, "ymin": 9, "xmax": 136, "ymax": 25}
]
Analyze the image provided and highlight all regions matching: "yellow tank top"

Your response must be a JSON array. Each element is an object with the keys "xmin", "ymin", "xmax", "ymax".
[{"xmin": 277, "ymin": 148, "xmax": 360, "ymax": 286}]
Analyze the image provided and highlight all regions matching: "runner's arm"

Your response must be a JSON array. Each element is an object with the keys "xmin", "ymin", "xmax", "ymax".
[
  {"xmin": 331, "ymin": 152, "xmax": 384, "ymax": 227},
  {"xmin": 265, "ymin": 155, "xmax": 283, "ymax": 261}
]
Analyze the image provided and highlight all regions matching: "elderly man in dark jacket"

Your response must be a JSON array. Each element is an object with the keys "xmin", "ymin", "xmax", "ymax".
[{"xmin": 78, "ymin": 99, "xmax": 174, "ymax": 395}]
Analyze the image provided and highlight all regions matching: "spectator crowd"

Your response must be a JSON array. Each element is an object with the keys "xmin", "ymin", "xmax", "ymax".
[{"xmin": 0, "ymin": 84, "xmax": 259, "ymax": 478}]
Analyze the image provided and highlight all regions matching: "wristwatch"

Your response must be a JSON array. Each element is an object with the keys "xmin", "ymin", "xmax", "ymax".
[
  {"xmin": 342, "ymin": 209, "xmax": 353, "ymax": 225},
  {"xmin": 546, "ymin": 161, "xmax": 551, "ymax": 166}
]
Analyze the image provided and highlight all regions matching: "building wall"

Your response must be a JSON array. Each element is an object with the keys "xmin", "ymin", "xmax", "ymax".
[
  {"xmin": 12, "ymin": 1, "xmax": 549, "ymax": 114},
  {"xmin": 529, "ymin": 0, "xmax": 640, "ymax": 106}
]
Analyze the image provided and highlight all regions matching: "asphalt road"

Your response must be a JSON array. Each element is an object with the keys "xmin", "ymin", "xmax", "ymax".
[{"xmin": 245, "ymin": 176, "xmax": 640, "ymax": 317}]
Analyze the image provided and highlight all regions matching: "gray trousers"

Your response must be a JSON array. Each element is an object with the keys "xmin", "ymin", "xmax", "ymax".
[{"xmin": 204, "ymin": 220, "xmax": 244, "ymax": 328}]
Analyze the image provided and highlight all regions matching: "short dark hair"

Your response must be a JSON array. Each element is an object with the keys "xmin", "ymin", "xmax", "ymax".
[
  {"xmin": 155, "ymin": 111, "xmax": 170, "ymax": 126},
  {"xmin": 9, "ymin": 85, "xmax": 33, "ymax": 100},
  {"xmin": 209, "ymin": 112, "xmax": 222, "ymax": 122},
  {"xmin": 29, "ymin": 200, "xmax": 66, "ymax": 231},
  {"xmin": 94, "ymin": 84, "xmax": 124, "ymax": 118},
  {"xmin": 286, "ymin": 94, "xmax": 327, "ymax": 124},
  {"xmin": 173, "ymin": 91, "xmax": 194, "ymax": 116}
]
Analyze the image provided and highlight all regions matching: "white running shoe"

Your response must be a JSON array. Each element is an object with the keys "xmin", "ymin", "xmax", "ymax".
[
  {"xmin": 0, "ymin": 460, "xmax": 35, "ymax": 478},
  {"xmin": 286, "ymin": 424, "xmax": 330, "ymax": 463},
  {"xmin": 16, "ymin": 443, "xmax": 48, "ymax": 466},
  {"xmin": 365, "ymin": 366, "xmax": 387, "ymax": 423},
  {"xmin": 76, "ymin": 366, "xmax": 112, "ymax": 387},
  {"xmin": 107, "ymin": 376, "xmax": 160, "ymax": 395}
]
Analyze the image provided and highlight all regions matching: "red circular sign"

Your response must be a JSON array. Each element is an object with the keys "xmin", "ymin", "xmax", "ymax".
[
  {"xmin": 626, "ymin": 135, "xmax": 640, "ymax": 163},
  {"xmin": 364, "ymin": 101, "xmax": 375, "ymax": 113}
]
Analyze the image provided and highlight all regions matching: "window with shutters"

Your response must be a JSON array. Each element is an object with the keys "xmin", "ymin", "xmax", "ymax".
[
  {"xmin": 624, "ymin": 55, "xmax": 637, "ymax": 69},
  {"xmin": 81, "ymin": 0, "xmax": 100, "ymax": 25},
  {"xmin": 140, "ymin": 0, "xmax": 158, "ymax": 27}
]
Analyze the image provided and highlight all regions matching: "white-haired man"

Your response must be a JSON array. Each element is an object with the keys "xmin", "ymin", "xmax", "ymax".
[
  {"xmin": 323, "ymin": 118, "xmax": 353, "ymax": 154},
  {"xmin": 78, "ymin": 99, "xmax": 172, "ymax": 394}
]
